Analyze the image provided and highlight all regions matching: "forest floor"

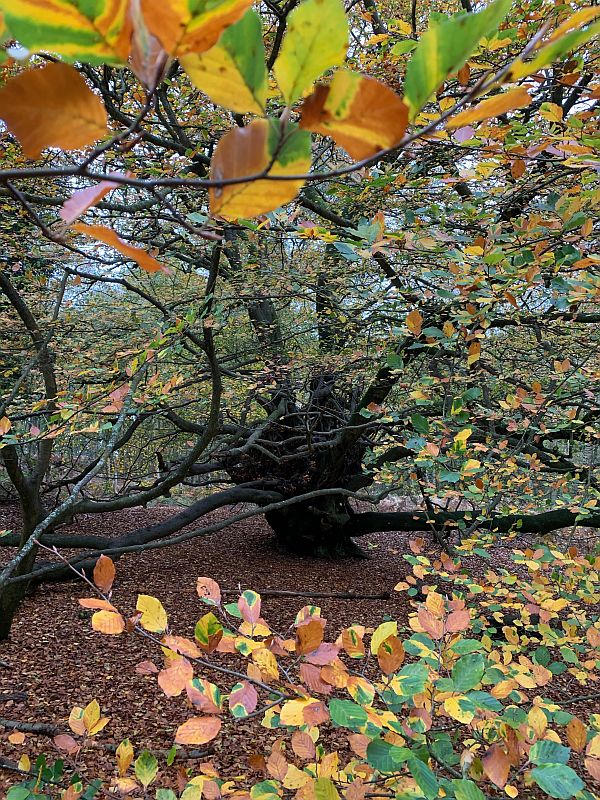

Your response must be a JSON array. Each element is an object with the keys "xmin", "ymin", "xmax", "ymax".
[{"xmin": 0, "ymin": 502, "xmax": 598, "ymax": 796}]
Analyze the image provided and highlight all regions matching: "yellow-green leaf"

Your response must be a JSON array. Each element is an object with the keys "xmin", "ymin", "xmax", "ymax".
[
  {"xmin": 300, "ymin": 69, "xmax": 408, "ymax": 160},
  {"xmin": 404, "ymin": 0, "xmax": 510, "ymax": 118},
  {"xmin": 209, "ymin": 119, "xmax": 311, "ymax": 220},
  {"xmin": 181, "ymin": 9, "xmax": 267, "ymax": 114},
  {"xmin": 273, "ymin": 0, "xmax": 348, "ymax": 105},
  {"xmin": 0, "ymin": 62, "xmax": 107, "ymax": 160},
  {"xmin": 0, "ymin": 0, "xmax": 131, "ymax": 64},
  {"xmin": 371, "ymin": 620, "xmax": 398, "ymax": 655}
]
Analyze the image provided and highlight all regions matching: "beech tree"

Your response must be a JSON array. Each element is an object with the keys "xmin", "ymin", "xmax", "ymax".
[{"xmin": 0, "ymin": 0, "xmax": 599, "ymax": 639}]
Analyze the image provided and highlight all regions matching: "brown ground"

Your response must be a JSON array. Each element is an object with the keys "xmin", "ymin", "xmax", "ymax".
[{"xmin": 0, "ymin": 503, "xmax": 598, "ymax": 796}]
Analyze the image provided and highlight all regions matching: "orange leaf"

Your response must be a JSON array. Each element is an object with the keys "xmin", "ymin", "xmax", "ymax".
[
  {"xmin": 91, "ymin": 609, "xmax": 125, "ymax": 635},
  {"xmin": 8, "ymin": 732, "xmax": 25, "ymax": 745},
  {"xmin": 406, "ymin": 309, "xmax": 423, "ymax": 336},
  {"xmin": 174, "ymin": 716, "xmax": 222, "ymax": 745},
  {"xmin": 93, "ymin": 554, "xmax": 115, "ymax": 593},
  {"xmin": 377, "ymin": 635, "xmax": 405, "ymax": 674},
  {"xmin": 72, "ymin": 223, "xmax": 165, "ymax": 273},
  {"xmin": 78, "ymin": 598, "xmax": 117, "ymax": 611},
  {"xmin": 446, "ymin": 608, "xmax": 471, "ymax": 632},
  {"xmin": 417, "ymin": 607, "xmax": 444, "ymax": 640},
  {"xmin": 158, "ymin": 657, "xmax": 194, "ymax": 697},
  {"xmin": 566, "ymin": 717, "xmax": 587, "ymax": 752},
  {"xmin": 300, "ymin": 70, "xmax": 408, "ymax": 160},
  {"xmin": 0, "ymin": 416, "xmax": 11, "ymax": 435},
  {"xmin": 447, "ymin": 87, "xmax": 532, "ymax": 129},
  {"xmin": 586, "ymin": 758, "xmax": 600, "ymax": 782},
  {"xmin": 296, "ymin": 620, "xmax": 324, "ymax": 655},
  {"xmin": 0, "ymin": 62, "xmax": 107, "ymax": 159},
  {"xmin": 291, "ymin": 731, "xmax": 316, "ymax": 760}
]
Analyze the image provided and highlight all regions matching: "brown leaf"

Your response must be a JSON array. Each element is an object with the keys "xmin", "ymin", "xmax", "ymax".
[
  {"xmin": 482, "ymin": 744, "xmax": 511, "ymax": 788},
  {"xmin": 585, "ymin": 758, "xmax": 600, "ymax": 782},
  {"xmin": 0, "ymin": 62, "xmax": 107, "ymax": 159},
  {"xmin": 291, "ymin": 731, "xmax": 316, "ymax": 760},
  {"xmin": 93, "ymin": 554, "xmax": 116, "ymax": 593},
  {"xmin": 175, "ymin": 716, "xmax": 222, "ymax": 745},
  {"xmin": 267, "ymin": 749, "xmax": 289, "ymax": 781},
  {"xmin": 377, "ymin": 635, "xmax": 405, "ymax": 674},
  {"xmin": 135, "ymin": 660, "xmax": 159, "ymax": 675},
  {"xmin": 405, "ymin": 309, "xmax": 423, "ymax": 336}
]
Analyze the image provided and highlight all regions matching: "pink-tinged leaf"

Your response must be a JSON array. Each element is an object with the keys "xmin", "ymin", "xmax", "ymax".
[
  {"xmin": 60, "ymin": 175, "xmax": 129, "ymax": 225},
  {"xmin": 135, "ymin": 660, "xmax": 159, "ymax": 675},
  {"xmin": 128, "ymin": 0, "xmax": 168, "ymax": 89},
  {"xmin": 229, "ymin": 680, "xmax": 258, "ymax": 718},
  {"xmin": 238, "ymin": 590, "xmax": 261, "ymax": 624},
  {"xmin": 454, "ymin": 126, "xmax": 476, "ymax": 143},
  {"xmin": 72, "ymin": 223, "xmax": 166, "ymax": 273},
  {"xmin": 304, "ymin": 642, "xmax": 339, "ymax": 666},
  {"xmin": 78, "ymin": 598, "xmax": 118, "ymax": 611},
  {"xmin": 446, "ymin": 608, "xmax": 471, "ymax": 632},
  {"xmin": 299, "ymin": 663, "xmax": 333, "ymax": 695},
  {"xmin": 157, "ymin": 657, "xmax": 194, "ymax": 697},
  {"xmin": 197, "ymin": 577, "xmax": 221, "ymax": 606},
  {"xmin": 53, "ymin": 734, "xmax": 80, "ymax": 755},
  {"xmin": 174, "ymin": 716, "xmax": 222, "ymax": 745},
  {"xmin": 162, "ymin": 634, "xmax": 201, "ymax": 658}
]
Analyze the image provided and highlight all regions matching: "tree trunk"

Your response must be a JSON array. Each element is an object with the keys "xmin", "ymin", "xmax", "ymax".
[
  {"xmin": 0, "ymin": 503, "xmax": 43, "ymax": 640},
  {"xmin": 265, "ymin": 494, "xmax": 365, "ymax": 557}
]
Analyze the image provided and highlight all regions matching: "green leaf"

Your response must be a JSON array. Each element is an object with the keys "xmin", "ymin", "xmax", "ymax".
[
  {"xmin": 411, "ymin": 413, "xmax": 430, "ymax": 434},
  {"xmin": 7, "ymin": 788, "xmax": 32, "ymax": 800},
  {"xmin": 451, "ymin": 779, "xmax": 486, "ymax": 800},
  {"xmin": 408, "ymin": 757, "xmax": 439, "ymax": 799},
  {"xmin": 530, "ymin": 764, "xmax": 584, "ymax": 799},
  {"xmin": 194, "ymin": 612, "xmax": 223, "ymax": 649},
  {"xmin": 251, "ymin": 780, "xmax": 281, "ymax": 800},
  {"xmin": 509, "ymin": 18, "xmax": 600, "ymax": 80},
  {"xmin": 529, "ymin": 740, "xmax": 571, "ymax": 766},
  {"xmin": 134, "ymin": 750, "xmax": 158, "ymax": 788},
  {"xmin": 392, "ymin": 40, "xmax": 418, "ymax": 55},
  {"xmin": 451, "ymin": 653, "xmax": 485, "ymax": 692},
  {"xmin": 273, "ymin": 0, "xmax": 348, "ymax": 104},
  {"xmin": 166, "ymin": 745, "xmax": 177, "ymax": 766},
  {"xmin": 156, "ymin": 791, "xmax": 178, "ymax": 800},
  {"xmin": 314, "ymin": 777, "xmax": 340, "ymax": 800},
  {"xmin": 394, "ymin": 662, "xmax": 430, "ymax": 696},
  {"xmin": 180, "ymin": 10, "xmax": 267, "ymax": 115},
  {"xmin": 329, "ymin": 698, "xmax": 368, "ymax": 732},
  {"xmin": 366, "ymin": 739, "xmax": 411, "ymax": 773},
  {"xmin": 404, "ymin": 0, "xmax": 511, "ymax": 118}
]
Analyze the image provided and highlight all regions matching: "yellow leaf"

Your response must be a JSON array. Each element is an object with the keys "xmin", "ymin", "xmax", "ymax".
[
  {"xmin": 467, "ymin": 341, "xmax": 481, "ymax": 366},
  {"xmin": 68, "ymin": 707, "xmax": 86, "ymax": 736},
  {"xmin": 0, "ymin": 416, "xmax": 11, "ymax": 435},
  {"xmin": 116, "ymin": 738, "xmax": 134, "ymax": 777},
  {"xmin": 280, "ymin": 698, "xmax": 320, "ymax": 726},
  {"xmin": 284, "ymin": 764, "xmax": 310, "ymax": 789},
  {"xmin": 371, "ymin": 620, "xmax": 398, "ymax": 655},
  {"xmin": 252, "ymin": 647, "xmax": 280, "ymax": 680},
  {"xmin": 0, "ymin": 62, "xmax": 107, "ymax": 159},
  {"xmin": 527, "ymin": 706, "xmax": 547, "ymax": 737},
  {"xmin": 17, "ymin": 754, "xmax": 30, "ymax": 772},
  {"xmin": 448, "ymin": 87, "xmax": 531, "ymax": 129},
  {"xmin": 136, "ymin": 594, "xmax": 168, "ymax": 632},
  {"xmin": 209, "ymin": 119, "xmax": 311, "ymax": 220}
]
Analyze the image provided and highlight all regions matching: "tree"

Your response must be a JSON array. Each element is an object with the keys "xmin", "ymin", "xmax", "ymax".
[{"xmin": 0, "ymin": 0, "xmax": 598, "ymax": 638}]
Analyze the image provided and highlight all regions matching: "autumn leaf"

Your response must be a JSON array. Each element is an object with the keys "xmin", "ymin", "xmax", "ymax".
[
  {"xmin": 180, "ymin": 10, "xmax": 267, "ymax": 115},
  {"xmin": 447, "ymin": 87, "xmax": 532, "ymax": 129},
  {"xmin": 53, "ymin": 733, "xmax": 80, "ymax": 755},
  {"xmin": 174, "ymin": 716, "xmax": 222, "ymax": 745},
  {"xmin": 93, "ymin": 554, "xmax": 116, "ymax": 594},
  {"xmin": 91, "ymin": 609, "xmax": 125, "ymax": 635},
  {"xmin": 482, "ymin": 744, "xmax": 511, "ymax": 788},
  {"xmin": 72, "ymin": 223, "xmax": 165, "ymax": 273},
  {"xmin": 300, "ymin": 70, "xmax": 408, "ymax": 160},
  {"xmin": 0, "ymin": 417, "xmax": 12, "ymax": 435},
  {"xmin": 377, "ymin": 635, "xmax": 405, "ymax": 674},
  {"xmin": 0, "ymin": 62, "xmax": 108, "ymax": 159},
  {"xmin": 405, "ymin": 309, "xmax": 423, "ymax": 336},
  {"xmin": 0, "ymin": 0, "xmax": 131, "ymax": 64},
  {"xmin": 8, "ymin": 731, "xmax": 25, "ymax": 745},
  {"xmin": 209, "ymin": 119, "xmax": 311, "ymax": 220},
  {"xmin": 229, "ymin": 680, "xmax": 258, "ymax": 718},
  {"xmin": 116, "ymin": 738, "xmax": 134, "ymax": 777},
  {"xmin": 60, "ymin": 176, "xmax": 128, "ymax": 225},
  {"xmin": 140, "ymin": 0, "xmax": 254, "ymax": 56},
  {"xmin": 296, "ymin": 619, "xmax": 324, "ymax": 655},
  {"xmin": 237, "ymin": 589, "xmax": 262, "ymax": 624},
  {"xmin": 157, "ymin": 656, "xmax": 194, "ymax": 697},
  {"xmin": 196, "ymin": 577, "xmax": 221, "ymax": 606},
  {"xmin": 136, "ymin": 594, "xmax": 168, "ymax": 632}
]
